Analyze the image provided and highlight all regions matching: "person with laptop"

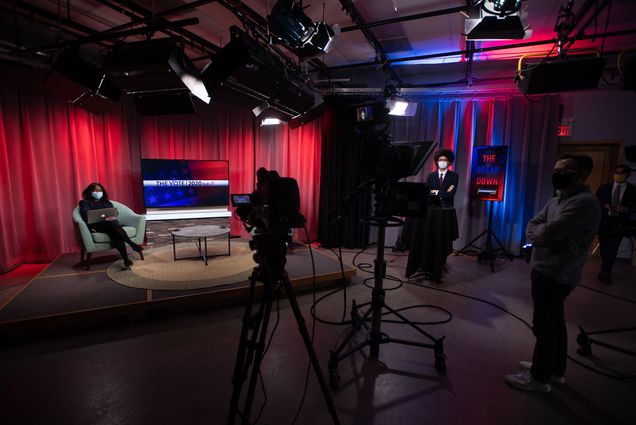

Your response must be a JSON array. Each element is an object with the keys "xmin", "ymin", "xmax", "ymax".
[{"xmin": 79, "ymin": 182, "xmax": 144, "ymax": 268}]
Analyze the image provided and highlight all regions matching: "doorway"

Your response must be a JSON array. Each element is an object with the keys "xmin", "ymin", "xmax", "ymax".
[{"xmin": 557, "ymin": 140, "xmax": 622, "ymax": 194}]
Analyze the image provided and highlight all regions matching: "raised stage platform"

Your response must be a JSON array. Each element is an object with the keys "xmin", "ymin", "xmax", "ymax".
[{"xmin": 0, "ymin": 241, "xmax": 355, "ymax": 345}]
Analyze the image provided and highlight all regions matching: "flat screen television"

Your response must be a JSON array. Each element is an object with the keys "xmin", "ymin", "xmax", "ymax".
[{"xmin": 141, "ymin": 159, "xmax": 229, "ymax": 209}]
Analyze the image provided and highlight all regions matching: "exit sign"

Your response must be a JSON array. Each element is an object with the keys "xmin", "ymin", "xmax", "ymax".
[{"xmin": 557, "ymin": 125, "xmax": 572, "ymax": 137}]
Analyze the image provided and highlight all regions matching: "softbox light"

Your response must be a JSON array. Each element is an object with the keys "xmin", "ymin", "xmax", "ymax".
[
  {"xmin": 517, "ymin": 56, "xmax": 606, "ymax": 94},
  {"xmin": 103, "ymin": 38, "xmax": 208, "ymax": 114}
]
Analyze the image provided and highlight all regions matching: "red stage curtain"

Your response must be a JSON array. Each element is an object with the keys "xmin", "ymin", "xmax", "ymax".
[
  {"xmin": 0, "ymin": 69, "xmax": 322, "ymax": 272},
  {"xmin": 257, "ymin": 121, "xmax": 322, "ymax": 242}
]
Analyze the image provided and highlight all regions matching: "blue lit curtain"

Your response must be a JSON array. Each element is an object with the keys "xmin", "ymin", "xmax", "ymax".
[{"xmin": 389, "ymin": 94, "xmax": 560, "ymax": 254}]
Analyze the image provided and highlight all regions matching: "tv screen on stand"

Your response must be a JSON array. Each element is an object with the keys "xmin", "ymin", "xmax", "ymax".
[{"xmin": 141, "ymin": 159, "xmax": 229, "ymax": 211}]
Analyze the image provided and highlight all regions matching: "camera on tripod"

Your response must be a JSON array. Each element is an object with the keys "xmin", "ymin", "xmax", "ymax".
[
  {"xmin": 231, "ymin": 167, "xmax": 306, "ymax": 239},
  {"xmin": 353, "ymin": 101, "xmax": 435, "ymax": 218}
]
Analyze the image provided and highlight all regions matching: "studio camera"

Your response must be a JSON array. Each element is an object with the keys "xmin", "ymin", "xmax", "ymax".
[
  {"xmin": 352, "ymin": 101, "xmax": 435, "ymax": 218},
  {"xmin": 231, "ymin": 167, "xmax": 306, "ymax": 235}
]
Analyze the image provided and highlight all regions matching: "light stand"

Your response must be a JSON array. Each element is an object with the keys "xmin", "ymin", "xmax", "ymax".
[
  {"xmin": 457, "ymin": 200, "xmax": 513, "ymax": 272},
  {"xmin": 327, "ymin": 207, "xmax": 446, "ymax": 390},
  {"xmin": 228, "ymin": 233, "xmax": 340, "ymax": 425}
]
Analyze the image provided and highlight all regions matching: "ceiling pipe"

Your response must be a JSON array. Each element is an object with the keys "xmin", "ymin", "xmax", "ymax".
[
  {"xmin": 99, "ymin": 0, "xmax": 219, "ymax": 36},
  {"xmin": 95, "ymin": 0, "xmax": 220, "ymax": 55},
  {"xmin": 340, "ymin": 5, "xmax": 468, "ymax": 33},
  {"xmin": 216, "ymin": 0, "xmax": 268, "ymax": 27},
  {"xmin": 4, "ymin": 0, "xmax": 100, "ymax": 37},
  {"xmin": 564, "ymin": 0, "xmax": 612, "ymax": 51},
  {"xmin": 0, "ymin": 1, "xmax": 114, "ymax": 55},
  {"xmin": 11, "ymin": 18, "xmax": 199, "ymax": 55},
  {"xmin": 315, "ymin": 28, "xmax": 636, "ymax": 72},
  {"xmin": 338, "ymin": 0, "xmax": 403, "ymax": 85}
]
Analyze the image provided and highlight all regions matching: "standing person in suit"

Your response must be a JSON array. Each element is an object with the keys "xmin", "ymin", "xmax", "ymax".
[
  {"xmin": 79, "ymin": 182, "xmax": 144, "ymax": 269},
  {"xmin": 595, "ymin": 164, "xmax": 636, "ymax": 284},
  {"xmin": 426, "ymin": 149, "xmax": 459, "ymax": 208}
]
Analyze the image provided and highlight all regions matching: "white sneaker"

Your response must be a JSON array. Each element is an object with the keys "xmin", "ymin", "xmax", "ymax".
[
  {"xmin": 505, "ymin": 370, "xmax": 552, "ymax": 393},
  {"xmin": 519, "ymin": 361, "xmax": 566, "ymax": 384}
]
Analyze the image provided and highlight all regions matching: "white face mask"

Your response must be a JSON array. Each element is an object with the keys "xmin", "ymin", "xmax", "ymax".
[
  {"xmin": 91, "ymin": 191, "xmax": 103, "ymax": 200},
  {"xmin": 437, "ymin": 161, "xmax": 448, "ymax": 170}
]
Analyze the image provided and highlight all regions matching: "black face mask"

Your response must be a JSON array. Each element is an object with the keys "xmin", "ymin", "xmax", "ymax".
[{"xmin": 552, "ymin": 170, "xmax": 581, "ymax": 191}]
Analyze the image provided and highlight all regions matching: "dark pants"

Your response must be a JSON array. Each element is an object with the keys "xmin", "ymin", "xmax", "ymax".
[
  {"xmin": 598, "ymin": 234, "xmax": 623, "ymax": 274},
  {"xmin": 90, "ymin": 221, "xmax": 139, "ymax": 262},
  {"xmin": 530, "ymin": 270, "xmax": 573, "ymax": 383}
]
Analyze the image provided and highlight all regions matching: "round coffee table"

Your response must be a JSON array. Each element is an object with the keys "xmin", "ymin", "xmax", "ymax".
[{"xmin": 171, "ymin": 225, "xmax": 231, "ymax": 266}]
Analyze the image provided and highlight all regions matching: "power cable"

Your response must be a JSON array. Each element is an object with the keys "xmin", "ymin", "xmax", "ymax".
[{"xmin": 408, "ymin": 279, "xmax": 636, "ymax": 379}]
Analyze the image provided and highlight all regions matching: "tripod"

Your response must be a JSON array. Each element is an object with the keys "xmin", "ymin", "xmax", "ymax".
[
  {"xmin": 228, "ymin": 234, "xmax": 340, "ymax": 425},
  {"xmin": 327, "ymin": 216, "xmax": 446, "ymax": 390},
  {"xmin": 457, "ymin": 201, "xmax": 513, "ymax": 272}
]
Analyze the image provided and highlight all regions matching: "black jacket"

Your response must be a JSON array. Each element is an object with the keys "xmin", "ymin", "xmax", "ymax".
[
  {"xmin": 426, "ymin": 170, "xmax": 459, "ymax": 208},
  {"xmin": 595, "ymin": 181, "xmax": 636, "ymax": 232}
]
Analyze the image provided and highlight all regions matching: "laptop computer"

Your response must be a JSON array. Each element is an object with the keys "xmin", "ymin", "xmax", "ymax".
[{"xmin": 87, "ymin": 207, "xmax": 119, "ymax": 224}]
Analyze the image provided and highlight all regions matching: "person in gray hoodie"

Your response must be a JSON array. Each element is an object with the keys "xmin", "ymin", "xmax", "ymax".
[{"xmin": 505, "ymin": 154, "xmax": 601, "ymax": 393}]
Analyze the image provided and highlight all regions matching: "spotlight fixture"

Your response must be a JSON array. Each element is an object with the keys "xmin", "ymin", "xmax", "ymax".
[
  {"xmin": 268, "ymin": 0, "xmax": 339, "ymax": 58},
  {"xmin": 484, "ymin": 0, "xmax": 522, "ymax": 15},
  {"xmin": 386, "ymin": 97, "xmax": 417, "ymax": 117},
  {"xmin": 465, "ymin": 0, "xmax": 529, "ymax": 40},
  {"xmin": 261, "ymin": 118, "xmax": 283, "ymax": 126},
  {"xmin": 383, "ymin": 85, "xmax": 417, "ymax": 117}
]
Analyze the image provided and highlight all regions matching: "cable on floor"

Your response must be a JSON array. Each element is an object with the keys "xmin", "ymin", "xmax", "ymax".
[{"xmin": 408, "ymin": 280, "xmax": 636, "ymax": 380}]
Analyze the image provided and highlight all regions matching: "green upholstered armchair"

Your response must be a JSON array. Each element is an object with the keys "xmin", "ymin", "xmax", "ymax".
[{"xmin": 72, "ymin": 201, "xmax": 146, "ymax": 270}]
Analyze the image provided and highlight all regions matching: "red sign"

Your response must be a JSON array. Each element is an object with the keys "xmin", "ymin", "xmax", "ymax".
[{"xmin": 557, "ymin": 125, "xmax": 572, "ymax": 137}]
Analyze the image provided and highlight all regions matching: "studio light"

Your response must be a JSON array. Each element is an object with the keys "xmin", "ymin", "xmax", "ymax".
[
  {"xmin": 465, "ymin": 0, "xmax": 529, "ymax": 40},
  {"xmin": 181, "ymin": 72, "xmax": 211, "ymax": 104},
  {"xmin": 268, "ymin": 0, "xmax": 338, "ymax": 58},
  {"xmin": 261, "ymin": 118, "xmax": 283, "ymax": 126},
  {"xmin": 386, "ymin": 97, "xmax": 417, "ymax": 117},
  {"xmin": 103, "ymin": 38, "xmax": 210, "ymax": 115},
  {"xmin": 486, "ymin": 0, "xmax": 522, "ymax": 15}
]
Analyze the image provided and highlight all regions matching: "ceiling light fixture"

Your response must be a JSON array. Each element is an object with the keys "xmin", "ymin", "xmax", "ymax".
[
  {"xmin": 465, "ymin": 0, "xmax": 529, "ymax": 40},
  {"xmin": 268, "ymin": 0, "xmax": 339, "ymax": 58},
  {"xmin": 386, "ymin": 97, "xmax": 417, "ymax": 116},
  {"xmin": 261, "ymin": 117, "xmax": 283, "ymax": 126}
]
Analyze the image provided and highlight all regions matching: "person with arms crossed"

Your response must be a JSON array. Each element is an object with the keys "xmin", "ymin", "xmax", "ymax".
[
  {"xmin": 505, "ymin": 155, "xmax": 601, "ymax": 393},
  {"xmin": 426, "ymin": 148, "xmax": 458, "ymax": 208}
]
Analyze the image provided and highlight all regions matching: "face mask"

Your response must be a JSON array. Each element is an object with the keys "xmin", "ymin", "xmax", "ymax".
[
  {"xmin": 551, "ymin": 170, "xmax": 580, "ymax": 191},
  {"xmin": 614, "ymin": 174, "xmax": 627, "ymax": 184},
  {"xmin": 437, "ymin": 161, "xmax": 448, "ymax": 170},
  {"xmin": 91, "ymin": 191, "xmax": 103, "ymax": 200}
]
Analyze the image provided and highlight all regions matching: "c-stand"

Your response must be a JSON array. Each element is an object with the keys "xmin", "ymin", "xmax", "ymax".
[
  {"xmin": 228, "ymin": 232, "xmax": 341, "ymax": 425},
  {"xmin": 327, "ymin": 208, "xmax": 447, "ymax": 390}
]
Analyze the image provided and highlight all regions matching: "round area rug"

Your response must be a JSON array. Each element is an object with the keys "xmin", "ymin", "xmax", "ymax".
[{"xmin": 106, "ymin": 241, "xmax": 255, "ymax": 290}]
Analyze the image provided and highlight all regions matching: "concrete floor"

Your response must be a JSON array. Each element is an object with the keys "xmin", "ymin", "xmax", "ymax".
[{"xmin": 0, "ymin": 248, "xmax": 635, "ymax": 425}]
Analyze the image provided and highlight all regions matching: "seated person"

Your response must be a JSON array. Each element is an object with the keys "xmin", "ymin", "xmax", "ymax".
[
  {"xmin": 79, "ymin": 182, "xmax": 144, "ymax": 268},
  {"xmin": 426, "ymin": 149, "xmax": 458, "ymax": 208}
]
